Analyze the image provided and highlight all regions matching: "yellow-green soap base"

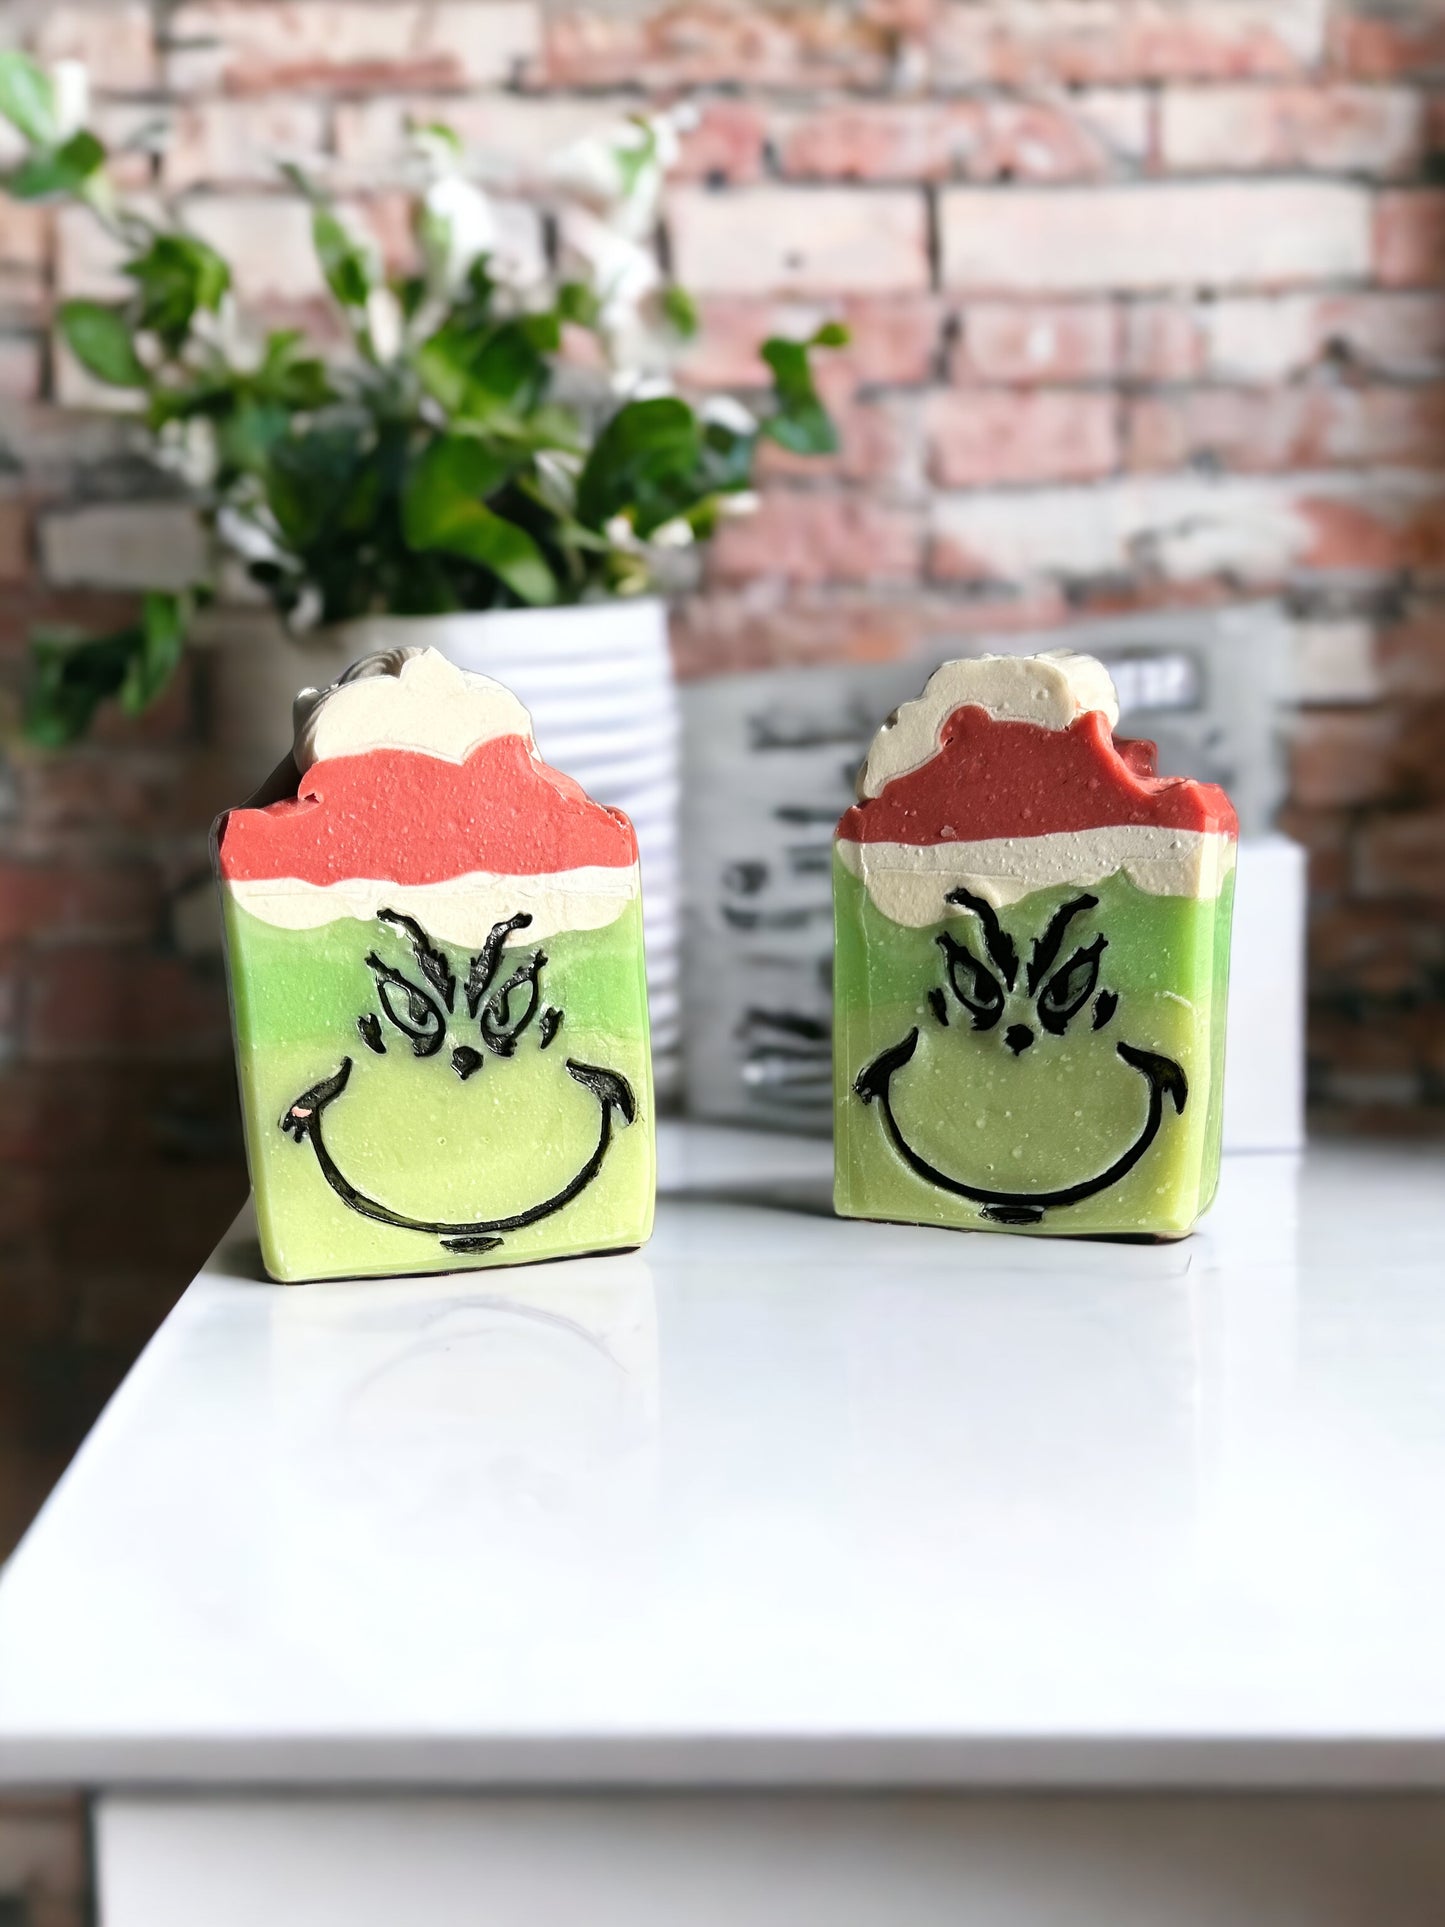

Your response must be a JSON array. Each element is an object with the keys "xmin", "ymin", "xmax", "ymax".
[
  {"xmin": 832, "ymin": 855, "xmax": 1233, "ymax": 1240},
  {"xmin": 224, "ymin": 896, "xmax": 655, "ymax": 1281}
]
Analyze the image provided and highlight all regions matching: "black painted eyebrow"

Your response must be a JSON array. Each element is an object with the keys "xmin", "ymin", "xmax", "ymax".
[
  {"xmin": 465, "ymin": 911, "xmax": 533, "ymax": 1018},
  {"xmin": 1026, "ymin": 893, "xmax": 1099, "ymax": 995},
  {"xmin": 943, "ymin": 888, "xmax": 1018, "ymax": 989},
  {"xmin": 479, "ymin": 949, "xmax": 548, "ymax": 1056},
  {"xmin": 377, "ymin": 907, "xmax": 455, "ymax": 1012}
]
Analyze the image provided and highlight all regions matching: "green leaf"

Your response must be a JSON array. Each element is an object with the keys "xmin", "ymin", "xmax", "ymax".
[
  {"xmin": 337, "ymin": 457, "xmax": 383, "ymax": 536},
  {"xmin": 613, "ymin": 120, "xmax": 658, "ymax": 201},
  {"xmin": 699, "ymin": 416, "xmax": 757, "ymax": 495},
  {"xmin": 395, "ymin": 268, "xmax": 430, "ymax": 322},
  {"xmin": 264, "ymin": 425, "xmax": 368, "ymax": 550},
  {"xmin": 146, "ymin": 367, "xmax": 240, "ymax": 430},
  {"xmin": 811, "ymin": 321, "xmax": 850, "ymax": 349},
  {"xmin": 23, "ymin": 592, "xmax": 191, "ymax": 742},
  {"xmin": 125, "ymin": 234, "xmax": 230, "ymax": 353},
  {"xmin": 121, "ymin": 592, "xmax": 187, "ymax": 714},
  {"xmin": 58, "ymin": 299, "xmax": 147, "ymax": 388},
  {"xmin": 575, "ymin": 396, "xmax": 702, "ymax": 536},
  {"xmin": 405, "ymin": 435, "xmax": 516, "ymax": 533},
  {"xmin": 410, "ymin": 119, "xmax": 464, "ymax": 159},
  {"xmin": 416, "ymin": 313, "xmax": 554, "ymax": 423},
  {"xmin": 497, "ymin": 401, "xmax": 584, "ymax": 456},
  {"xmin": 403, "ymin": 437, "xmax": 555, "ymax": 604},
  {"xmin": 760, "ymin": 400, "xmax": 834, "ymax": 457},
  {"xmin": 5, "ymin": 128, "xmax": 106, "ymax": 201},
  {"xmin": 312, "ymin": 205, "xmax": 374, "ymax": 310},
  {"xmin": 254, "ymin": 330, "xmax": 331, "ymax": 410},
  {"xmin": 23, "ymin": 627, "xmax": 139, "ymax": 746},
  {"xmin": 0, "ymin": 51, "xmax": 57, "ymax": 147},
  {"xmin": 661, "ymin": 286, "xmax": 699, "ymax": 341},
  {"xmin": 412, "ymin": 197, "xmax": 451, "ymax": 293},
  {"xmin": 760, "ymin": 337, "xmax": 814, "ymax": 403},
  {"xmin": 516, "ymin": 309, "xmax": 562, "ymax": 354},
  {"xmin": 758, "ymin": 334, "xmax": 838, "ymax": 458},
  {"xmin": 457, "ymin": 255, "xmax": 497, "ymax": 315},
  {"xmin": 216, "ymin": 400, "xmax": 291, "ymax": 477},
  {"xmin": 556, "ymin": 280, "xmax": 600, "ymax": 329}
]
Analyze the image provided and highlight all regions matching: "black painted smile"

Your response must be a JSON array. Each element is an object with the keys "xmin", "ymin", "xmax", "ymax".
[
  {"xmin": 280, "ymin": 1055, "xmax": 636, "ymax": 1255},
  {"xmin": 855, "ymin": 1028, "xmax": 1187, "ymax": 1226}
]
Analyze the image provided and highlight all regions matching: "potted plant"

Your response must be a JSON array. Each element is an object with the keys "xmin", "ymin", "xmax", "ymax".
[{"xmin": 0, "ymin": 54, "xmax": 845, "ymax": 1082}]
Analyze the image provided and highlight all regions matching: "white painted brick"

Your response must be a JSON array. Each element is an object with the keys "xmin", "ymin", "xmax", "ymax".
[
  {"xmin": 932, "ymin": 0, "xmax": 1329, "ymax": 85},
  {"xmin": 669, "ymin": 186, "xmax": 930, "ymax": 295},
  {"xmin": 1130, "ymin": 290, "xmax": 1445, "ymax": 384},
  {"xmin": 0, "ymin": 198, "xmax": 48, "ymax": 272},
  {"xmin": 1294, "ymin": 619, "xmax": 1381, "ymax": 703},
  {"xmin": 56, "ymin": 194, "xmax": 335, "ymax": 381},
  {"xmin": 58, "ymin": 190, "xmax": 543, "ymax": 323},
  {"xmin": 0, "ymin": 403, "xmax": 139, "ymax": 486},
  {"xmin": 162, "ymin": 98, "xmax": 329, "ymax": 192},
  {"xmin": 166, "ymin": 2, "xmax": 539, "ymax": 95},
  {"xmin": 469, "ymin": 196, "xmax": 547, "ymax": 285},
  {"xmin": 1160, "ymin": 84, "xmax": 1422, "ymax": 175},
  {"xmin": 1200, "ymin": 293, "xmax": 1321, "ymax": 381},
  {"xmin": 179, "ymin": 195, "xmax": 326, "ymax": 303},
  {"xmin": 55, "ymin": 203, "xmax": 147, "ymax": 301},
  {"xmin": 0, "ymin": 96, "xmax": 160, "ymax": 174},
  {"xmin": 40, "ymin": 502, "xmax": 209, "ymax": 589},
  {"xmin": 930, "ymin": 474, "xmax": 1328, "ymax": 582},
  {"xmin": 93, "ymin": 102, "xmax": 176, "ymax": 187},
  {"xmin": 0, "ymin": 335, "xmax": 41, "ymax": 401},
  {"xmin": 52, "ymin": 342, "xmax": 146, "ymax": 414},
  {"xmin": 34, "ymin": 3, "xmax": 156, "ymax": 92},
  {"xmin": 940, "ymin": 181, "xmax": 1372, "ymax": 292},
  {"xmin": 1072, "ymin": 87, "xmax": 1153, "ymax": 168},
  {"xmin": 334, "ymin": 93, "xmax": 612, "ymax": 178}
]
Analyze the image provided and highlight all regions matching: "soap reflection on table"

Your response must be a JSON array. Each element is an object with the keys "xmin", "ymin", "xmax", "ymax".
[
  {"xmin": 171, "ymin": 1137, "xmax": 1323, "ymax": 1741},
  {"xmin": 263, "ymin": 1254, "xmax": 659, "ymax": 1686},
  {"xmin": 32, "ymin": 1134, "xmax": 1445, "ymax": 1768},
  {"xmin": 253, "ymin": 1140, "xmax": 1306, "ymax": 1649}
]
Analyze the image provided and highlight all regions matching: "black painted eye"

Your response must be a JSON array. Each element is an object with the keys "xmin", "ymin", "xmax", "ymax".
[
  {"xmin": 937, "ymin": 931, "xmax": 1006, "ymax": 1031},
  {"xmin": 377, "ymin": 908, "xmax": 455, "ymax": 1012},
  {"xmin": 1037, "ymin": 936, "xmax": 1107, "ymax": 1035},
  {"xmin": 365, "ymin": 953, "xmax": 445, "ymax": 1058},
  {"xmin": 479, "ymin": 950, "xmax": 547, "ymax": 1057}
]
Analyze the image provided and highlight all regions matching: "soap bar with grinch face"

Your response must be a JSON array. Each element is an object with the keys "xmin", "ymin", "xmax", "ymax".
[
  {"xmin": 214, "ymin": 648, "xmax": 654, "ymax": 1282},
  {"xmin": 833, "ymin": 651, "xmax": 1237, "ymax": 1241}
]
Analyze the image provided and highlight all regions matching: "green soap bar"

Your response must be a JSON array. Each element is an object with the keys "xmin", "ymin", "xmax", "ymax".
[
  {"xmin": 832, "ymin": 651, "xmax": 1237, "ymax": 1242},
  {"xmin": 215, "ymin": 649, "xmax": 655, "ymax": 1282}
]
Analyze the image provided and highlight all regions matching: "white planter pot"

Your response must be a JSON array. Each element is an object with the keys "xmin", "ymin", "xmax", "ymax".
[
  {"xmin": 206, "ymin": 601, "xmax": 681, "ymax": 1093},
  {"xmin": 201, "ymin": 610, "xmax": 357, "ymax": 771}
]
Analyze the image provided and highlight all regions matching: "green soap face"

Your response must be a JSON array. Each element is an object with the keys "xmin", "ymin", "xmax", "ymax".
[
  {"xmin": 224, "ymin": 897, "xmax": 655, "ymax": 1281},
  {"xmin": 833, "ymin": 856, "xmax": 1233, "ymax": 1239}
]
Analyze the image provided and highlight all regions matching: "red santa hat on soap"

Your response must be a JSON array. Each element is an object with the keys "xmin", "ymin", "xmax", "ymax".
[
  {"xmin": 216, "ymin": 648, "xmax": 639, "ymax": 944},
  {"xmin": 836, "ymin": 649, "xmax": 1237, "ymax": 927}
]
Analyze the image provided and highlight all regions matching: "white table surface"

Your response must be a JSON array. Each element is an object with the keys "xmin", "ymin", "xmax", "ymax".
[{"xmin": 2, "ymin": 1124, "xmax": 1445, "ymax": 1792}]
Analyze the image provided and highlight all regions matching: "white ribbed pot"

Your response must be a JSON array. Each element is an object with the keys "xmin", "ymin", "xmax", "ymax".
[{"xmin": 205, "ymin": 600, "xmax": 681, "ymax": 1094}]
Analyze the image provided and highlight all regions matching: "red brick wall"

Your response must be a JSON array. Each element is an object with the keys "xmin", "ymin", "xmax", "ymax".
[{"xmin": 1, "ymin": 0, "xmax": 1444, "ymax": 1544}]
